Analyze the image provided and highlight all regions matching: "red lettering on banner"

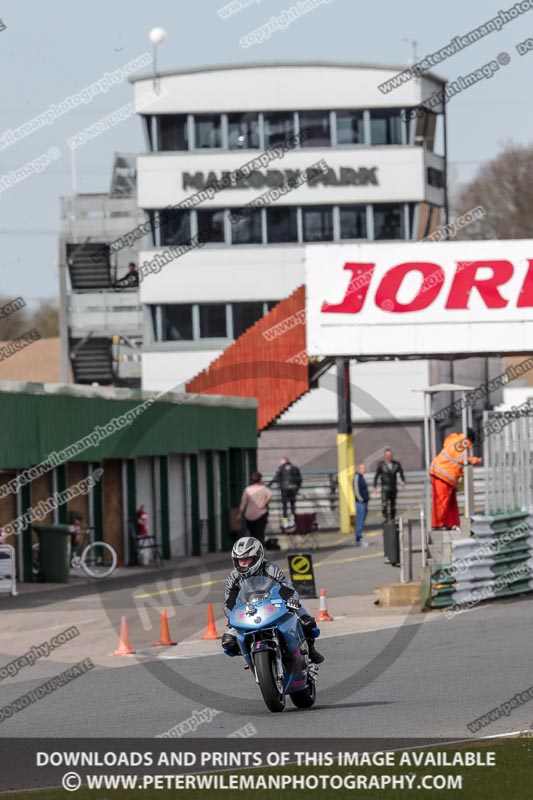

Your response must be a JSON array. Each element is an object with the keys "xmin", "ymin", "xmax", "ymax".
[
  {"xmin": 321, "ymin": 263, "xmax": 375, "ymax": 313},
  {"xmin": 517, "ymin": 259, "xmax": 533, "ymax": 308},
  {"xmin": 321, "ymin": 258, "xmax": 533, "ymax": 313},
  {"xmin": 445, "ymin": 260, "xmax": 513, "ymax": 309},
  {"xmin": 374, "ymin": 262, "xmax": 444, "ymax": 312}
]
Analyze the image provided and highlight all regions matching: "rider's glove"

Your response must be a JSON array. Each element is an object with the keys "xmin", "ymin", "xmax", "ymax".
[{"xmin": 286, "ymin": 595, "xmax": 301, "ymax": 610}]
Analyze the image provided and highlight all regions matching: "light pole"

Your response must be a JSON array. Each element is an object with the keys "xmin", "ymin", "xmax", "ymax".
[{"xmin": 149, "ymin": 26, "xmax": 167, "ymax": 94}]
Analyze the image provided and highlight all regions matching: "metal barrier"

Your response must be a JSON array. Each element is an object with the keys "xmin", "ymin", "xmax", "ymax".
[
  {"xmin": 430, "ymin": 405, "xmax": 533, "ymax": 609},
  {"xmin": 264, "ymin": 469, "xmax": 486, "ymax": 535},
  {"xmin": 483, "ymin": 403, "xmax": 533, "ymax": 515},
  {"xmin": 400, "ymin": 513, "xmax": 429, "ymax": 583},
  {"xmin": 0, "ymin": 544, "xmax": 18, "ymax": 596},
  {"xmin": 397, "ymin": 512, "xmax": 429, "ymax": 584}
]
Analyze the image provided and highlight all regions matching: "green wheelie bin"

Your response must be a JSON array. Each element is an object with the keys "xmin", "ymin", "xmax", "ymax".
[{"xmin": 33, "ymin": 524, "xmax": 72, "ymax": 582}]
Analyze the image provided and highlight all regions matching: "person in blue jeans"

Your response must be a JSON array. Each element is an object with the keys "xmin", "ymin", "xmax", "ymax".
[{"xmin": 354, "ymin": 463, "xmax": 369, "ymax": 547}]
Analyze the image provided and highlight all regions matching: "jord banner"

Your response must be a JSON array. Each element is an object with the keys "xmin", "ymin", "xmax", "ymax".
[{"xmin": 306, "ymin": 240, "xmax": 533, "ymax": 357}]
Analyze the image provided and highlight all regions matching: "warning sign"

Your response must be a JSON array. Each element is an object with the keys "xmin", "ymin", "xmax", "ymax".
[{"xmin": 287, "ymin": 553, "xmax": 317, "ymax": 599}]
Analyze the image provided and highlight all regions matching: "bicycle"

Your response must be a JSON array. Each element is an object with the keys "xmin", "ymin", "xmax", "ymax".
[{"xmin": 32, "ymin": 526, "xmax": 118, "ymax": 580}]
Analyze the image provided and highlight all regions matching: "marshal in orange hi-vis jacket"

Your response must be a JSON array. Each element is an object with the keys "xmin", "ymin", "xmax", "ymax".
[{"xmin": 430, "ymin": 428, "xmax": 482, "ymax": 529}]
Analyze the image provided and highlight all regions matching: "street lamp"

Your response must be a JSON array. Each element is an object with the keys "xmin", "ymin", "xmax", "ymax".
[{"xmin": 149, "ymin": 26, "xmax": 167, "ymax": 93}]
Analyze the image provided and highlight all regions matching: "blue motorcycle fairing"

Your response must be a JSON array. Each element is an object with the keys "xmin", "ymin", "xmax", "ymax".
[
  {"xmin": 229, "ymin": 576, "xmax": 310, "ymax": 695},
  {"xmin": 230, "ymin": 580, "xmax": 292, "ymax": 631}
]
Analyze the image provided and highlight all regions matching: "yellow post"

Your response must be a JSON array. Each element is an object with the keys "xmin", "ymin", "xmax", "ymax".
[{"xmin": 337, "ymin": 432, "xmax": 355, "ymax": 534}]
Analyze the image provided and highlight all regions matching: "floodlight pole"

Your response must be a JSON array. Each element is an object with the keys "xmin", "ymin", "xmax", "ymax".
[
  {"xmin": 336, "ymin": 357, "xmax": 354, "ymax": 534},
  {"xmin": 423, "ymin": 391, "xmax": 432, "ymax": 534}
]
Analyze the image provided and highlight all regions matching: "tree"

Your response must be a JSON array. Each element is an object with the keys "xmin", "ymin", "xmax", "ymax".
[
  {"xmin": 453, "ymin": 143, "xmax": 533, "ymax": 240},
  {"xmin": 0, "ymin": 296, "xmax": 59, "ymax": 341},
  {"xmin": 31, "ymin": 298, "xmax": 59, "ymax": 338},
  {"xmin": 0, "ymin": 297, "xmax": 30, "ymax": 340}
]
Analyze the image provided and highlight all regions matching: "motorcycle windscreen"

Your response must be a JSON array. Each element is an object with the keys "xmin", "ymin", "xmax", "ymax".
[{"xmin": 237, "ymin": 576, "xmax": 277, "ymax": 604}]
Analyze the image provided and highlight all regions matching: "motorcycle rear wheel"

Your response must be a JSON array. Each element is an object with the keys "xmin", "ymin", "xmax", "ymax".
[
  {"xmin": 255, "ymin": 650, "xmax": 285, "ymax": 712},
  {"xmin": 289, "ymin": 679, "xmax": 316, "ymax": 708}
]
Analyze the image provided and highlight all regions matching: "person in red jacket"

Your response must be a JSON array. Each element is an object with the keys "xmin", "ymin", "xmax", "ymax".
[{"xmin": 430, "ymin": 428, "xmax": 482, "ymax": 529}]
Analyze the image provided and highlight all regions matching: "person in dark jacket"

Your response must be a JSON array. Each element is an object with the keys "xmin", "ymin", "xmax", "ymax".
[
  {"xmin": 221, "ymin": 537, "xmax": 324, "ymax": 663},
  {"xmin": 354, "ymin": 463, "xmax": 369, "ymax": 546},
  {"xmin": 113, "ymin": 262, "xmax": 139, "ymax": 291},
  {"xmin": 268, "ymin": 456, "xmax": 302, "ymax": 521},
  {"xmin": 373, "ymin": 448, "xmax": 405, "ymax": 522}
]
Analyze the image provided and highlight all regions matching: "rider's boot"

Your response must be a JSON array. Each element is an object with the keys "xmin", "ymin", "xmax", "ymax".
[{"xmin": 307, "ymin": 638, "xmax": 324, "ymax": 664}]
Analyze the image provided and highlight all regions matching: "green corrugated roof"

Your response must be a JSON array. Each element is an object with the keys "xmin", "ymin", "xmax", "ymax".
[{"xmin": 0, "ymin": 382, "xmax": 257, "ymax": 468}]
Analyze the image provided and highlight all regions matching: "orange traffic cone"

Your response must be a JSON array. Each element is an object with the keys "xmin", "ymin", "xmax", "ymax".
[
  {"xmin": 114, "ymin": 616, "xmax": 136, "ymax": 655},
  {"xmin": 152, "ymin": 610, "xmax": 177, "ymax": 646},
  {"xmin": 316, "ymin": 588, "xmax": 334, "ymax": 622},
  {"xmin": 201, "ymin": 603, "xmax": 222, "ymax": 640}
]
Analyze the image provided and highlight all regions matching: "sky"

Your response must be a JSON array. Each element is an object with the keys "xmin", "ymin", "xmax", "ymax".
[{"xmin": 1, "ymin": 0, "xmax": 532, "ymax": 305}]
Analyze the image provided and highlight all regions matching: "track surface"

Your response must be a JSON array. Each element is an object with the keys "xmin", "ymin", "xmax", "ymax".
[{"xmin": 1, "ymin": 532, "xmax": 532, "ymax": 740}]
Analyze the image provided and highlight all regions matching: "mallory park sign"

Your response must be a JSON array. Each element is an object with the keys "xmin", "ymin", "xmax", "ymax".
[{"xmin": 182, "ymin": 166, "xmax": 379, "ymax": 191}]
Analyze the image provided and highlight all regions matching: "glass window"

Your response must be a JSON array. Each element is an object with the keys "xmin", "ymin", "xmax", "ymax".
[
  {"xmin": 299, "ymin": 110, "xmax": 331, "ymax": 147},
  {"xmin": 149, "ymin": 306, "xmax": 158, "ymax": 339},
  {"xmin": 374, "ymin": 204, "xmax": 405, "ymax": 240},
  {"xmin": 232, "ymin": 302, "xmax": 265, "ymax": 338},
  {"xmin": 407, "ymin": 202, "xmax": 417, "ymax": 238},
  {"xmin": 228, "ymin": 113, "xmax": 260, "ymax": 149},
  {"xmin": 370, "ymin": 109, "xmax": 403, "ymax": 145},
  {"xmin": 159, "ymin": 209, "xmax": 190, "ymax": 246},
  {"xmin": 157, "ymin": 115, "xmax": 188, "ymax": 151},
  {"xmin": 230, "ymin": 208, "xmax": 262, "ymax": 244},
  {"xmin": 163, "ymin": 305, "xmax": 193, "ymax": 341},
  {"xmin": 302, "ymin": 206, "xmax": 334, "ymax": 242},
  {"xmin": 196, "ymin": 209, "xmax": 225, "ymax": 243},
  {"xmin": 340, "ymin": 205, "xmax": 367, "ymax": 239},
  {"xmin": 266, "ymin": 207, "xmax": 298, "ymax": 243},
  {"xmin": 199, "ymin": 304, "xmax": 227, "ymax": 338},
  {"xmin": 194, "ymin": 114, "xmax": 222, "ymax": 148},
  {"xmin": 413, "ymin": 109, "xmax": 437, "ymax": 150},
  {"xmin": 336, "ymin": 110, "xmax": 364, "ymax": 145},
  {"xmin": 263, "ymin": 112, "xmax": 294, "ymax": 147}
]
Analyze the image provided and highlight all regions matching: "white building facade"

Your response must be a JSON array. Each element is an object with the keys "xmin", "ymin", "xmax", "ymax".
[{"xmin": 131, "ymin": 62, "xmax": 449, "ymax": 469}]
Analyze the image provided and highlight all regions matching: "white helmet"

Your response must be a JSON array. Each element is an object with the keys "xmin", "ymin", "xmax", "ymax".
[{"xmin": 232, "ymin": 537, "xmax": 264, "ymax": 577}]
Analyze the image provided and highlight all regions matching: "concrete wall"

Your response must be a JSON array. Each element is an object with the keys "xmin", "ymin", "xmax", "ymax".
[
  {"xmin": 259, "ymin": 420, "xmax": 424, "ymax": 472},
  {"xmin": 133, "ymin": 64, "xmax": 445, "ymax": 113}
]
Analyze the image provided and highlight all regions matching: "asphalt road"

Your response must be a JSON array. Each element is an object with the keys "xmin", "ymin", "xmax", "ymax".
[{"xmin": 1, "ymin": 533, "xmax": 532, "ymax": 741}]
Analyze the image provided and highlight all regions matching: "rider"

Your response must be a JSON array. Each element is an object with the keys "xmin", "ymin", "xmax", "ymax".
[{"xmin": 221, "ymin": 536, "xmax": 324, "ymax": 664}]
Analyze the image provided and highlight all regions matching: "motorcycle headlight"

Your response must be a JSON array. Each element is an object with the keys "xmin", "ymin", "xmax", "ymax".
[{"xmin": 248, "ymin": 591, "xmax": 269, "ymax": 602}]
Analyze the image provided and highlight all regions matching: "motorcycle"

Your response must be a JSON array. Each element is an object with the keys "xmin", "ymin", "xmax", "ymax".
[{"xmin": 229, "ymin": 575, "xmax": 318, "ymax": 712}]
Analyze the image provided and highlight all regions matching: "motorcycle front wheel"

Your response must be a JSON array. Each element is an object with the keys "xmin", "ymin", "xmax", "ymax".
[{"xmin": 254, "ymin": 650, "xmax": 285, "ymax": 713}]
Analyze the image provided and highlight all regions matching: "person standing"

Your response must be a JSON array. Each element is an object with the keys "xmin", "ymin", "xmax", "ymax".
[
  {"xmin": 268, "ymin": 457, "xmax": 302, "ymax": 522},
  {"xmin": 430, "ymin": 428, "xmax": 481, "ymax": 530},
  {"xmin": 238, "ymin": 472, "xmax": 273, "ymax": 544},
  {"xmin": 354, "ymin": 463, "xmax": 369, "ymax": 547},
  {"xmin": 373, "ymin": 447, "xmax": 405, "ymax": 522}
]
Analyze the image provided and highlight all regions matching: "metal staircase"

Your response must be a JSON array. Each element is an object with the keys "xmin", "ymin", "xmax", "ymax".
[
  {"xmin": 69, "ymin": 337, "xmax": 114, "ymax": 384},
  {"xmin": 66, "ymin": 243, "xmax": 111, "ymax": 290}
]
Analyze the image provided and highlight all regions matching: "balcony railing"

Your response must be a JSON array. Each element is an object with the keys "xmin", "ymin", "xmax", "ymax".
[{"xmin": 69, "ymin": 291, "xmax": 143, "ymax": 338}]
